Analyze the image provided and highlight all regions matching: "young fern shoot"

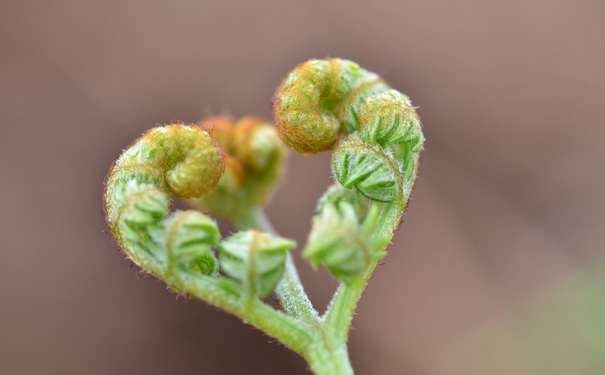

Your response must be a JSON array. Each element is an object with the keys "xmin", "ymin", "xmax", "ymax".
[{"xmin": 104, "ymin": 58, "xmax": 424, "ymax": 374}]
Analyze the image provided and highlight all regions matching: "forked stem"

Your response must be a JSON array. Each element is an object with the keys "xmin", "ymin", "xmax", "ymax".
[{"xmin": 239, "ymin": 209, "xmax": 354, "ymax": 374}]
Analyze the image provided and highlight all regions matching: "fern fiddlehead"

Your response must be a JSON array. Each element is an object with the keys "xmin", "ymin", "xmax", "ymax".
[
  {"xmin": 104, "ymin": 124, "xmax": 225, "ymax": 277},
  {"xmin": 104, "ymin": 123, "xmax": 314, "ymax": 356},
  {"xmin": 274, "ymin": 58, "xmax": 423, "ymax": 278},
  {"xmin": 104, "ymin": 58, "xmax": 424, "ymax": 375},
  {"xmin": 274, "ymin": 59, "xmax": 424, "ymax": 350}
]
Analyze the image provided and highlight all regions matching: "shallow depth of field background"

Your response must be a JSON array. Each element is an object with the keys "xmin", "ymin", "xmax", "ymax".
[{"xmin": 1, "ymin": 1, "xmax": 604, "ymax": 374}]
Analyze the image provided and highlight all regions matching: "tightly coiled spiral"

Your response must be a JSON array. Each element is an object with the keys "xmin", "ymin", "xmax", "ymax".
[{"xmin": 104, "ymin": 124, "xmax": 225, "ymax": 278}]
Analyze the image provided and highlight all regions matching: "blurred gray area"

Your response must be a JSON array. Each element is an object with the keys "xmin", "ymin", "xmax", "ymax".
[{"xmin": 0, "ymin": 1, "xmax": 604, "ymax": 374}]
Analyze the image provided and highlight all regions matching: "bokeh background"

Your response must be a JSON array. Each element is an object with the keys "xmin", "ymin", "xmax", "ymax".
[{"xmin": 1, "ymin": 1, "xmax": 604, "ymax": 374}]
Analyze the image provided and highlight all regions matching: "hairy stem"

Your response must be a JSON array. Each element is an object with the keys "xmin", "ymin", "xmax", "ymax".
[{"xmin": 167, "ymin": 272, "xmax": 315, "ymax": 356}]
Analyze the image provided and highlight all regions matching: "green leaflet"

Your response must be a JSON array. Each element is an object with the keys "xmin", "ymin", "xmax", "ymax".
[
  {"xmin": 303, "ymin": 185, "xmax": 384, "ymax": 283},
  {"xmin": 332, "ymin": 136, "xmax": 403, "ymax": 203},
  {"xmin": 165, "ymin": 210, "xmax": 220, "ymax": 276},
  {"xmin": 219, "ymin": 230, "xmax": 296, "ymax": 298}
]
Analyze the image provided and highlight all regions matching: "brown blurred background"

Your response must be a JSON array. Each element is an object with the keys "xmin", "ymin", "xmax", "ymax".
[{"xmin": 1, "ymin": 1, "xmax": 604, "ymax": 374}]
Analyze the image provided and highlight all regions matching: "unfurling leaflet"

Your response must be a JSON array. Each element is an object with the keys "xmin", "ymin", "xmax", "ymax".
[
  {"xmin": 303, "ymin": 185, "xmax": 382, "ymax": 283},
  {"xmin": 219, "ymin": 230, "xmax": 296, "ymax": 299},
  {"xmin": 332, "ymin": 136, "xmax": 402, "ymax": 203},
  {"xmin": 165, "ymin": 210, "xmax": 221, "ymax": 277}
]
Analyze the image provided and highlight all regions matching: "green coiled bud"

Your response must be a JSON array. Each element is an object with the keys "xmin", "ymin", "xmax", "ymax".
[
  {"xmin": 219, "ymin": 230, "xmax": 296, "ymax": 299},
  {"xmin": 303, "ymin": 197, "xmax": 380, "ymax": 283},
  {"xmin": 114, "ymin": 185, "xmax": 169, "ymax": 272},
  {"xmin": 332, "ymin": 136, "xmax": 403, "ymax": 203},
  {"xmin": 165, "ymin": 210, "xmax": 220, "ymax": 276}
]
